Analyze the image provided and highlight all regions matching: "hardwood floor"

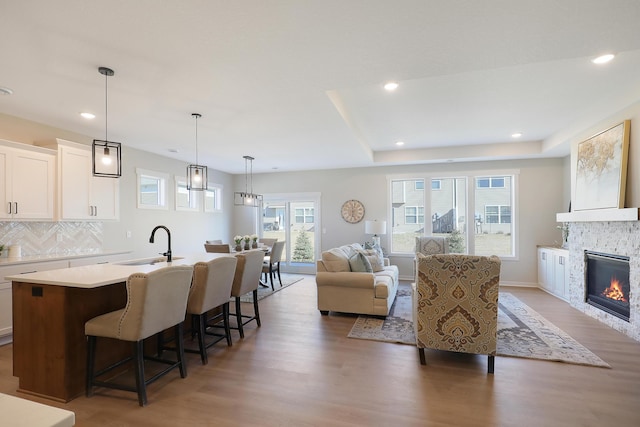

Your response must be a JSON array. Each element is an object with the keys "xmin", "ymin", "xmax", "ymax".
[{"xmin": 1, "ymin": 276, "xmax": 639, "ymax": 426}]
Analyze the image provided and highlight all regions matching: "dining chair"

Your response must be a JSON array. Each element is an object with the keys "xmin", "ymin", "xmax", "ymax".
[
  {"xmin": 204, "ymin": 243, "xmax": 231, "ymax": 253},
  {"xmin": 85, "ymin": 265, "xmax": 194, "ymax": 406},
  {"xmin": 258, "ymin": 238, "xmax": 277, "ymax": 248},
  {"xmin": 230, "ymin": 250, "xmax": 264, "ymax": 338},
  {"xmin": 185, "ymin": 256, "xmax": 237, "ymax": 364},
  {"xmin": 262, "ymin": 240, "xmax": 286, "ymax": 291},
  {"xmin": 206, "ymin": 239, "xmax": 223, "ymax": 244}
]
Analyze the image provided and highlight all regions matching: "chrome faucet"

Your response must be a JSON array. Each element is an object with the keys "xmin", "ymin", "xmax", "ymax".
[{"xmin": 149, "ymin": 225, "xmax": 172, "ymax": 262}]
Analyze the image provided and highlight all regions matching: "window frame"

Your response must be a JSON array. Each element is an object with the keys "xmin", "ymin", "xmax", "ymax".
[
  {"xmin": 136, "ymin": 168, "xmax": 168, "ymax": 210},
  {"xmin": 204, "ymin": 183, "xmax": 223, "ymax": 213},
  {"xmin": 387, "ymin": 170, "xmax": 519, "ymax": 260},
  {"xmin": 175, "ymin": 176, "xmax": 200, "ymax": 212}
]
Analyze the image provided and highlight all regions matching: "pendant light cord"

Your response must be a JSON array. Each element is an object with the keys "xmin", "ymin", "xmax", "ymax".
[{"xmin": 104, "ymin": 72, "xmax": 108, "ymax": 141}]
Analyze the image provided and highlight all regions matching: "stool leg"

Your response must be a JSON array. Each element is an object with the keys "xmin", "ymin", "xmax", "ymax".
[
  {"xmin": 235, "ymin": 296, "xmax": 244, "ymax": 338},
  {"xmin": 223, "ymin": 302, "xmax": 232, "ymax": 346},
  {"xmin": 133, "ymin": 340, "xmax": 147, "ymax": 406},
  {"xmin": 196, "ymin": 314, "xmax": 208, "ymax": 365},
  {"xmin": 176, "ymin": 323, "xmax": 188, "ymax": 378},
  {"xmin": 86, "ymin": 335, "xmax": 96, "ymax": 397},
  {"xmin": 253, "ymin": 289, "xmax": 261, "ymax": 327}
]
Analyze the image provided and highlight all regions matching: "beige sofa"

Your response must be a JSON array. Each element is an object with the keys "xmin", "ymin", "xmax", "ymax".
[{"xmin": 316, "ymin": 243, "xmax": 399, "ymax": 316}]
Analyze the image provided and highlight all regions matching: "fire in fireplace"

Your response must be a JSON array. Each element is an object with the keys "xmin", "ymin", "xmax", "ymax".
[{"xmin": 584, "ymin": 251, "xmax": 631, "ymax": 321}]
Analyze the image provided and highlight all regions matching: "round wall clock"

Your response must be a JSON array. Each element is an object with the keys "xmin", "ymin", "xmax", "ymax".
[{"xmin": 341, "ymin": 199, "xmax": 365, "ymax": 224}]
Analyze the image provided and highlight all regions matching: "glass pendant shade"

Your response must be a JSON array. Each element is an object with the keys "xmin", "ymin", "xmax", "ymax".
[
  {"xmin": 92, "ymin": 140, "xmax": 122, "ymax": 177},
  {"xmin": 187, "ymin": 164, "xmax": 207, "ymax": 191}
]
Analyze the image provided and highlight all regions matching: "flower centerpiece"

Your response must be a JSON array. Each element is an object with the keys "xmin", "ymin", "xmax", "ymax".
[
  {"xmin": 243, "ymin": 234, "xmax": 251, "ymax": 250},
  {"xmin": 251, "ymin": 234, "xmax": 259, "ymax": 248},
  {"xmin": 233, "ymin": 235, "xmax": 243, "ymax": 252}
]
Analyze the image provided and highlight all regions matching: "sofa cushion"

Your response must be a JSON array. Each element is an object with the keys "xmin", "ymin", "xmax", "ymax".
[
  {"xmin": 359, "ymin": 249, "xmax": 384, "ymax": 272},
  {"xmin": 322, "ymin": 248, "xmax": 350, "ymax": 272},
  {"xmin": 340, "ymin": 243, "xmax": 363, "ymax": 260},
  {"xmin": 349, "ymin": 252, "xmax": 373, "ymax": 272}
]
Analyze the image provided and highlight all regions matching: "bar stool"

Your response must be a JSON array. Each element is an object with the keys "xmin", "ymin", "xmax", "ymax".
[
  {"xmin": 204, "ymin": 243, "xmax": 231, "ymax": 253},
  {"xmin": 230, "ymin": 250, "xmax": 265, "ymax": 338},
  {"xmin": 85, "ymin": 265, "xmax": 194, "ymax": 406},
  {"xmin": 186, "ymin": 256, "xmax": 237, "ymax": 364}
]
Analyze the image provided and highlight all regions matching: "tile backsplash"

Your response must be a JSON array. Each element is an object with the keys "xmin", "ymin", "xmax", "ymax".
[{"xmin": 0, "ymin": 222, "xmax": 103, "ymax": 256}]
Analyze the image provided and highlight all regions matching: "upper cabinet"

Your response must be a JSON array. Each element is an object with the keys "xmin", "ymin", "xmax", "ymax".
[
  {"xmin": 37, "ymin": 139, "xmax": 119, "ymax": 221},
  {"xmin": 0, "ymin": 140, "xmax": 55, "ymax": 220}
]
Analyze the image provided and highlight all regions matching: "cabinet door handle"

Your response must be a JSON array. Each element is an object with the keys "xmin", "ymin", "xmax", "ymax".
[
  {"xmin": 7, "ymin": 202, "xmax": 11, "ymax": 214},
  {"xmin": 94, "ymin": 206, "xmax": 98, "ymax": 217},
  {"xmin": 14, "ymin": 202, "xmax": 17, "ymax": 214}
]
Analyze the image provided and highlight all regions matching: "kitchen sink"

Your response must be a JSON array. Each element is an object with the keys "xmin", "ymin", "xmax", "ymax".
[{"xmin": 117, "ymin": 256, "xmax": 184, "ymax": 266}]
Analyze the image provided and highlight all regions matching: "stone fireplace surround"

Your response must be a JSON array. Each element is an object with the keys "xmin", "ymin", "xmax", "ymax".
[{"xmin": 567, "ymin": 220, "xmax": 640, "ymax": 342}]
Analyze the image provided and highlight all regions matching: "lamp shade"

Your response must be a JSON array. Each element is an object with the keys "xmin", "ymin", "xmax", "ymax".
[{"xmin": 365, "ymin": 220, "xmax": 387, "ymax": 235}]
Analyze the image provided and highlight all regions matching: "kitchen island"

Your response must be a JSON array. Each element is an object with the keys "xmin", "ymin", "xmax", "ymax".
[{"xmin": 6, "ymin": 253, "xmax": 231, "ymax": 402}]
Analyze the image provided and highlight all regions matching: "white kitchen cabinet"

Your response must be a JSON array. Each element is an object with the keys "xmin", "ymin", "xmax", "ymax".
[
  {"xmin": 0, "ymin": 140, "xmax": 55, "ymax": 220},
  {"xmin": 537, "ymin": 246, "xmax": 569, "ymax": 301},
  {"xmin": 38, "ymin": 139, "xmax": 119, "ymax": 220},
  {"xmin": 0, "ymin": 259, "xmax": 70, "ymax": 343}
]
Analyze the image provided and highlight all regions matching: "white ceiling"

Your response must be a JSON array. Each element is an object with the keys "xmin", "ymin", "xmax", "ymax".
[{"xmin": 2, "ymin": 1, "xmax": 640, "ymax": 174}]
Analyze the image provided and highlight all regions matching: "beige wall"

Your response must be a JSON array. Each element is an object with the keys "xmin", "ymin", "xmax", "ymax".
[{"xmin": 243, "ymin": 158, "xmax": 566, "ymax": 284}]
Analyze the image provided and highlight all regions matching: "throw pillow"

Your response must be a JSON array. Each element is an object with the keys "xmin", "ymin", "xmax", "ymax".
[
  {"xmin": 359, "ymin": 249, "xmax": 384, "ymax": 272},
  {"xmin": 349, "ymin": 252, "xmax": 373, "ymax": 272},
  {"xmin": 322, "ymin": 248, "xmax": 351, "ymax": 272}
]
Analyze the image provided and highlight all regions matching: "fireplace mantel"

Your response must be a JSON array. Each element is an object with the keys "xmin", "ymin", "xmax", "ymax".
[{"xmin": 556, "ymin": 208, "xmax": 639, "ymax": 222}]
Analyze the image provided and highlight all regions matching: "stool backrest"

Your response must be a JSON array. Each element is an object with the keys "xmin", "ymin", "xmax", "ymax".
[
  {"xmin": 120, "ymin": 265, "xmax": 194, "ymax": 341},
  {"xmin": 232, "ymin": 250, "xmax": 265, "ymax": 296},
  {"xmin": 188, "ymin": 256, "xmax": 237, "ymax": 315}
]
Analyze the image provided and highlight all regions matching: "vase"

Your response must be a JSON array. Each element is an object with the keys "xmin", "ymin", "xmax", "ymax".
[
  {"xmin": 244, "ymin": 242, "xmax": 250, "ymax": 250},
  {"xmin": 252, "ymin": 242, "xmax": 258, "ymax": 249},
  {"xmin": 235, "ymin": 244, "xmax": 242, "ymax": 252}
]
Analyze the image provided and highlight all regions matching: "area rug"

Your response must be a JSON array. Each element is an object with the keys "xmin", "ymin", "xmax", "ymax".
[
  {"xmin": 347, "ymin": 285, "xmax": 611, "ymax": 368},
  {"xmin": 238, "ymin": 273, "xmax": 305, "ymax": 302}
]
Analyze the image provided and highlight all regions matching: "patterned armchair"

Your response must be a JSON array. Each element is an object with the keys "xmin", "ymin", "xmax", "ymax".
[
  {"xmin": 413, "ymin": 253, "xmax": 501, "ymax": 373},
  {"xmin": 415, "ymin": 236, "xmax": 449, "ymax": 255}
]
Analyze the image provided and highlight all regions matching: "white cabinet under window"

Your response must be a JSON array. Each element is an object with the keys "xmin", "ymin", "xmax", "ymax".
[
  {"xmin": 0, "ymin": 140, "xmax": 55, "ymax": 220},
  {"xmin": 537, "ymin": 246, "xmax": 569, "ymax": 301},
  {"xmin": 38, "ymin": 139, "xmax": 119, "ymax": 220}
]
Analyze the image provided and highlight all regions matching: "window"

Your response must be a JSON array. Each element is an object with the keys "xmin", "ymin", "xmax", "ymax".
[
  {"xmin": 204, "ymin": 184, "xmax": 223, "ymax": 213},
  {"xmin": 175, "ymin": 177, "xmax": 199, "ymax": 211},
  {"xmin": 405, "ymin": 206, "xmax": 424, "ymax": 224},
  {"xmin": 294, "ymin": 207, "xmax": 314, "ymax": 224},
  {"xmin": 485, "ymin": 205, "xmax": 511, "ymax": 224},
  {"xmin": 389, "ymin": 172, "xmax": 516, "ymax": 258},
  {"xmin": 137, "ymin": 168, "xmax": 168, "ymax": 210},
  {"xmin": 477, "ymin": 177, "xmax": 505, "ymax": 188}
]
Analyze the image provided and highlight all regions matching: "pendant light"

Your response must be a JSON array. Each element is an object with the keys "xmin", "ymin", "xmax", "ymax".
[
  {"xmin": 186, "ymin": 113, "xmax": 207, "ymax": 191},
  {"xmin": 234, "ymin": 155, "xmax": 263, "ymax": 207},
  {"xmin": 92, "ymin": 66, "xmax": 122, "ymax": 178}
]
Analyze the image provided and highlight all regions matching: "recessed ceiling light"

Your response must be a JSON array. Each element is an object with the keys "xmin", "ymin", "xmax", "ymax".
[
  {"xmin": 0, "ymin": 86, "xmax": 13, "ymax": 95},
  {"xmin": 384, "ymin": 81, "xmax": 399, "ymax": 91},
  {"xmin": 168, "ymin": 148, "xmax": 179, "ymax": 153},
  {"xmin": 80, "ymin": 112, "xmax": 95, "ymax": 119},
  {"xmin": 511, "ymin": 132, "xmax": 522, "ymax": 138},
  {"xmin": 395, "ymin": 141, "xmax": 405, "ymax": 146},
  {"xmin": 592, "ymin": 54, "xmax": 615, "ymax": 64}
]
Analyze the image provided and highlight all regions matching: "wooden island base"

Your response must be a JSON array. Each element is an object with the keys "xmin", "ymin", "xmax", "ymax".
[{"xmin": 12, "ymin": 281, "xmax": 129, "ymax": 402}]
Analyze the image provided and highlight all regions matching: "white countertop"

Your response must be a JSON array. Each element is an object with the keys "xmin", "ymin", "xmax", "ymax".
[
  {"xmin": 5, "ymin": 252, "xmax": 234, "ymax": 288},
  {"xmin": 0, "ymin": 250, "xmax": 131, "ymax": 266}
]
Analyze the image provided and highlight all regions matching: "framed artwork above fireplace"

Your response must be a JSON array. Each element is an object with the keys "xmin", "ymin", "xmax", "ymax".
[{"xmin": 574, "ymin": 120, "xmax": 630, "ymax": 211}]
